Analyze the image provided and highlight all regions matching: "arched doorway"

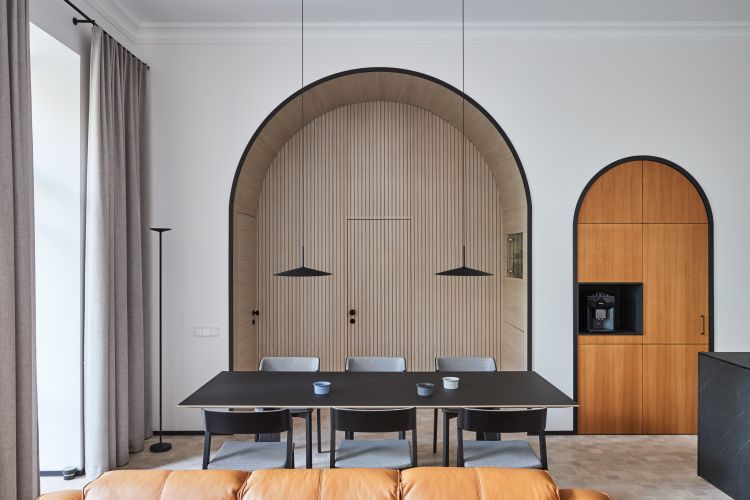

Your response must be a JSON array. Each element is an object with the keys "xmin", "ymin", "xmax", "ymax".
[
  {"xmin": 573, "ymin": 156, "xmax": 713, "ymax": 434},
  {"xmin": 229, "ymin": 68, "xmax": 531, "ymax": 372}
]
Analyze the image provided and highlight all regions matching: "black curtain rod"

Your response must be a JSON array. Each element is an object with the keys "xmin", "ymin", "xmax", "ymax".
[{"xmin": 62, "ymin": 0, "xmax": 150, "ymax": 70}]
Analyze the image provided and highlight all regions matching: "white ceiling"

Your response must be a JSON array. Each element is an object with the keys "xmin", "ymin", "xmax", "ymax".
[{"xmin": 102, "ymin": 0, "xmax": 750, "ymax": 25}]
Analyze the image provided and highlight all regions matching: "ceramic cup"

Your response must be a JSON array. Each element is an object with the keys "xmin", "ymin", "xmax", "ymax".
[
  {"xmin": 313, "ymin": 381, "xmax": 331, "ymax": 395},
  {"xmin": 416, "ymin": 382, "xmax": 435, "ymax": 397},
  {"xmin": 442, "ymin": 376, "xmax": 460, "ymax": 390}
]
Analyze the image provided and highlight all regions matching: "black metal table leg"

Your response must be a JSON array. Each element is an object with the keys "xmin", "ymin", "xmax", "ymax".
[
  {"xmin": 433, "ymin": 408, "xmax": 438, "ymax": 453},
  {"xmin": 442, "ymin": 411, "xmax": 450, "ymax": 466},
  {"xmin": 316, "ymin": 408, "xmax": 323, "ymax": 453},
  {"xmin": 304, "ymin": 412, "xmax": 312, "ymax": 468}
]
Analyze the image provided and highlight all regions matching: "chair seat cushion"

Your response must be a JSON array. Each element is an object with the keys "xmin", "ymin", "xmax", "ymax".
[
  {"xmin": 208, "ymin": 440, "xmax": 288, "ymax": 471},
  {"xmin": 335, "ymin": 439, "xmax": 413, "ymax": 469},
  {"xmin": 462, "ymin": 439, "xmax": 543, "ymax": 468}
]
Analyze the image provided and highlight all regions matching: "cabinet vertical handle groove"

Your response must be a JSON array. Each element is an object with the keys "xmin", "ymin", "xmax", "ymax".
[{"xmin": 700, "ymin": 314, "xmax": 706, "ymax": 336}]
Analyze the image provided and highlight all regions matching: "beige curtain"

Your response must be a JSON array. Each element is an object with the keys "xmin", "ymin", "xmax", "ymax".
[
  {"xmin": 84, "ymin": 26, "xmax": 151, "ymax": 478},
  {"xmin": 0, "ymin": 0, "xmax": 39, "ymax": 498}
]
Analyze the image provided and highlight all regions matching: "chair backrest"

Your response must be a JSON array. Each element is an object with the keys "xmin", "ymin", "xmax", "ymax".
[
  {"xmin": 330, "ymin": 407, "xmax": 418, "ymax": 468},
  {"xmin": 458, "ymin": 408, "xmax": 547, "ymax": 434},
  {"xmin": 202, "ymin": 409, "xmax": 294, "ymax": 470},
  {"xmin": 435, "ymin": 356, "xmax": 496, "ymax": 372},
  {"xmin": 331, "ymin": 407, "xmax": 416, "ymax": 433},
  {"xmin": 259, "ymin": 356, "xmax": 320, "ymax": 372},
  {"xmin": 203, "ymin": 409, "xmax": 292, "ymax": 435},
  {"xmin": 457, "ymin": 408, "xmax": 548, "ymax": 469},
  {"xmin": 345, "ymin": 356, "xmax": 407, "ymax": 372}
]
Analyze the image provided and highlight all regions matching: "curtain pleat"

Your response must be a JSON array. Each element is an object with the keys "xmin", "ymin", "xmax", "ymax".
[
  {"xmin": 84, "ymin": 26, "xmax": 151, "ymax": 478},
  {"xmin": 0, "ymin": 0, "xmax": 39, "ymax": 498}
]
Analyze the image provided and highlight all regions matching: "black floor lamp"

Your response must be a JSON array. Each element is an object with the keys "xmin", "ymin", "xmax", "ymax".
[{"xmin": 150, "ymin": 227, "xmax": 172, "ymax": 453}]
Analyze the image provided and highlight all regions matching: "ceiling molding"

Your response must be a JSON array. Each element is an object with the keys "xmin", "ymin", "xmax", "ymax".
[{"xmin": 83, "ymin": 4, "xmax": 750, "ymax": 45}]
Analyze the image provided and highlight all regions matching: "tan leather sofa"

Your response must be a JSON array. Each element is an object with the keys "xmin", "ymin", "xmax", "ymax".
[{"xmin": 40, "ymin": 468, "xmax": 609, "ymax": 500}]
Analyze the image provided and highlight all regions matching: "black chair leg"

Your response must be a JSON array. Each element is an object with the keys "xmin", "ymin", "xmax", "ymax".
[
  {"xmin": 442, "ymin": 411, "xmax": 450, "ymax": 466},
  {"xmin": 398, "ymin": 431, "xmax": 405, "ymax": 440},
  {"xmin": 304, "ymin": 413, "xmax": 312, "ymax": 468},
  {"xmin": 432, "ymin": 408, "xmax": 438, "ymax": 453}
]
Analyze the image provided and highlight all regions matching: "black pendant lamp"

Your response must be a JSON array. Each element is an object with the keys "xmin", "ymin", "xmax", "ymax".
[
  {"xmin": 276, "ymin": 0, "xmax": 330, "ymax": 278},
  {"xmin": 437, "ymin": 0, "xmax": 492, "ymax": 277}
]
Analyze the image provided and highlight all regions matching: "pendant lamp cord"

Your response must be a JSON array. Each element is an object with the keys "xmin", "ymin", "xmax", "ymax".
[{"xmin": 300, "ymin": 0, "xmax": 305, "ymax": 266}]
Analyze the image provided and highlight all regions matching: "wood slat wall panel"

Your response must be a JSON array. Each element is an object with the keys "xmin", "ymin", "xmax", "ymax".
[
  {"xmin": 233, "ymin": 212, "xmax": 258, "ymax": 370},
  {"xmin": 251, "ymin": 101, "xmax": 515, "ymax": 371}
]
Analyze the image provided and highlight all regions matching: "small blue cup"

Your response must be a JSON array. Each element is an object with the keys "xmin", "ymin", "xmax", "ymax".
[{"xmin": 313, "ymin": 381, "xmax": 331, "ymax": 395}]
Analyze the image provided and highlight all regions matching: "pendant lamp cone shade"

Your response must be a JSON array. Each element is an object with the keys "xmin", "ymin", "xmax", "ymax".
[
  {"xmin": 437, "ymin": 0, "xmax": 491, "ymax": 277},
  {"xmin": 275, "ymin": 247, "xmax": 331, "ymax": 277},
  {"xmin": 437, "ymin": 246, "xmax": 493, "ymax": 276},
  {"xmin": 276, "ymin": 0, "xmax": 331, "ymax": 278}
]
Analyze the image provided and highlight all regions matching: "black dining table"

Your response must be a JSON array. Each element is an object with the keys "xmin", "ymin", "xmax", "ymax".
[{"xmin": 181, "ymin": 370, "xmax": 575, "ymax": 467}]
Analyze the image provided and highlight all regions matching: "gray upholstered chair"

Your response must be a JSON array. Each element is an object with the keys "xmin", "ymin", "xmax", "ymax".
[
  {"xmin": 457, "ymin": 408, "xmax": 548, "ymax": 469},
  {"xmin": 330, "ymin": 407, "xmax": 417, "ymax": 469},
  {"xmin": 344, "ymin": 356, "xmax": 408, "ymax": 439},
  {"xmin": 258, "ymin": 356, "xmax": 320, "ymax": 467},
  {"xmin": 345, "ymin": 356, "xmax": 407, "ymax": 372},
  {"xmin": 434, "ymin": 356, "xmax": 497, "ymax": 466},
  {"xmin": 202, "ymin": 409, "xmax": 294, "ymax": 471}
]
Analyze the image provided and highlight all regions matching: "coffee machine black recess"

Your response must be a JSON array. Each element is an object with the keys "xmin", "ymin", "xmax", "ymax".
[{"xmin": 577, "ymin": 283, "xmax": 643, "ymax": 335}]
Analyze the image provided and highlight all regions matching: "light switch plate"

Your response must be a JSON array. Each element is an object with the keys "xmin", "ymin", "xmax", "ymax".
[{"xmin": 194, "ymin": 327, "xmax": 219, "ymax": 337}]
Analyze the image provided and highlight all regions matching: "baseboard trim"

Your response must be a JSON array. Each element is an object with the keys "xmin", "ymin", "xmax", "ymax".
[
  {"xmin": 153, "ymin": 430, "xmax": 204, "ymax": 436},
  {"xmin": 40, "ymin": 469, "xmax": 84, "ymax": 478}
]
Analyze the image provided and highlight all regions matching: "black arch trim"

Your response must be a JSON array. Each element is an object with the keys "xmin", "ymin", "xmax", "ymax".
[
  {"xmin": 228, "ymin": 67, "xmax": 533, "ymax": 371},
  {"xmin": 571, "ymin": 155, "xmax": 714, "ymax": 434}
]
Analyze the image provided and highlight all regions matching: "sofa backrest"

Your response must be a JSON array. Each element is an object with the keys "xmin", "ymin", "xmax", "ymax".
[{"xmin": 42, "ymin": 467, "xmax": 609, "ymax": 500}]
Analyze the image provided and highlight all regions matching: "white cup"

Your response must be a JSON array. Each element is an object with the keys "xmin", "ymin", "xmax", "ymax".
[{"xmin": 442, "ymin": 376, "xmax": 459, "ymax": 390}]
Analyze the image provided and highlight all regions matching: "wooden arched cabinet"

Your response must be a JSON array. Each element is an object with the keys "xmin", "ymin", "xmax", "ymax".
[{"xmin": 574, "ymin": 157, "xmax": 713, "ymax": 434}]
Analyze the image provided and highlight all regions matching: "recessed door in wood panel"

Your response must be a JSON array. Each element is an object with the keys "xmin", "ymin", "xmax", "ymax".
[
  {"xmin": 643, "ymin": 161, "xmax": 708, "ymax": 223},
  {"xmin": 578, "ymin": 161, "xmax": 643, "ymax": 223},
  {"xmin": 233, "ymin": 212, "xmax": 259, "ymax": 370},
  {"xmin": 577, "ymin": 224, "xmax": 642, "ymax": 282},
  {"xmin": 347, "ymin": 219, "xmax": 411, "ymax": 359},
  {"xmin": 578, "ymin": 344, "xmax": 643, "ymax": 434},
  {"xmin": 643, "ymin": 344, "xmax": 707, "ymax": 434},
  {"xmin": 644, "ymin": 224, "xmax": 708, "ymax": 344}
]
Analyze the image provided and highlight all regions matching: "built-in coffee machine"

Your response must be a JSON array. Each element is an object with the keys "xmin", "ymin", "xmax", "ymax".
[{"xmin": 586, "ymin": 292, "xmax": 615, "ymax": 332}]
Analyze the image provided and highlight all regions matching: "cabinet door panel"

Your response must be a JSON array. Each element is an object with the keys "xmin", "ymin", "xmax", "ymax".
[
  {"xmin": 643, "ymin": 344, "xmax": 707, "ymax": 434},
  {"xmin": 579, "ymin": 161, "xmax": 643, "ymax": 223},
  {"xmin": 578, "ymin": 344, "xmax": 643, "ymax": 434},
  {"xmin": 578, "ymin": 224, "xmax": 642, "ymax": 282},
  {"xmin": 643, "ymin": 161, "xmax": 707, "ymax": 223},
  {"xmin": 644, "ymin": 224, "xmax": 708, "ymax": 344}
]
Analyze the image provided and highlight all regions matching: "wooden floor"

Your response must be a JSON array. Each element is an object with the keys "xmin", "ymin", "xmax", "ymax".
[{"xmin": 42, "ymin": 410, "xmax": 728, "ymax": 499}]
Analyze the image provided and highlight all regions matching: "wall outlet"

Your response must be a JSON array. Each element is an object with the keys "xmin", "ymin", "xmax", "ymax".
[{"xmin": 194, "ymin": 327, "xmax": 219, "ymax": 337}]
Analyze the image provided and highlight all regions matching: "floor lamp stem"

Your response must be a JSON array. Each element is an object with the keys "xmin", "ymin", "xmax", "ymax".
[{"xmin": 150, "ymin": 228, "xmax": 172, "ymax": 453}]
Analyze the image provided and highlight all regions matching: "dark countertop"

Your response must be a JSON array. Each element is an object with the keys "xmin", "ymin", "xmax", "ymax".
[{"xmin": 700, "ymin": 352, "xmax": 750, "ymax": 370}]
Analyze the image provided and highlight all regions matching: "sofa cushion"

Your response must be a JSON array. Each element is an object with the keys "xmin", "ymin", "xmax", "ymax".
[
  {"xmin": 241, "ymin": 469, "xmax": 399, "ymax": 500},
  {"xmin": 401, "ymin": 467, "xmax": 560, "ymax": 500},
  {"xmin": 83, "ymin": 470, "xmax": 248, "ymax": 500}
]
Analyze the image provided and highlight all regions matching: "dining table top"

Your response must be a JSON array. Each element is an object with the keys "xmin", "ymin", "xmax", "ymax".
[{"xmin": 179, "ymin": 370, "xmax": 576, "ymax": 410}]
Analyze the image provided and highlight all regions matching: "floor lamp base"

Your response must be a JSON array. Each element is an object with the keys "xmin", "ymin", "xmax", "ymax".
[{"xmin": 149, "ymin": 442, "xmax": 172, "ymax": 453}]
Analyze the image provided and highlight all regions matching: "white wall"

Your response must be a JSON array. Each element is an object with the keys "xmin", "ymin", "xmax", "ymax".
[{"xmin": 143, "ymin": 31, "xmax": 750, "ymax": 431}]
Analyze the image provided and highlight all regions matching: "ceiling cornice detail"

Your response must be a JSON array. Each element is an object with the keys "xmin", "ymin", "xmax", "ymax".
[{"xmin": 84, "ymin": 2, "xmax": 750, "ymax": 45}]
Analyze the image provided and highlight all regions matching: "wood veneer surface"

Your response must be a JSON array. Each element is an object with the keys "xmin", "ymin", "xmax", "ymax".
[
  {"xmin": 578, "ymin": 344, "xmax": 643, "ymax": 434},
  {"xmin": 578, "ymin": 160, "xmax": 642, "ymax": 223}
]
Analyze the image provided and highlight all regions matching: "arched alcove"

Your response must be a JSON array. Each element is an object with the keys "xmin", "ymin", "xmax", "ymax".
[
  {"xmin": 573, "ymin": 156, "xmax": 713, "ymax": 434},
  {"xmin": 229, "ymin": 68, "xmax": 531, "ymax": 372}
]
